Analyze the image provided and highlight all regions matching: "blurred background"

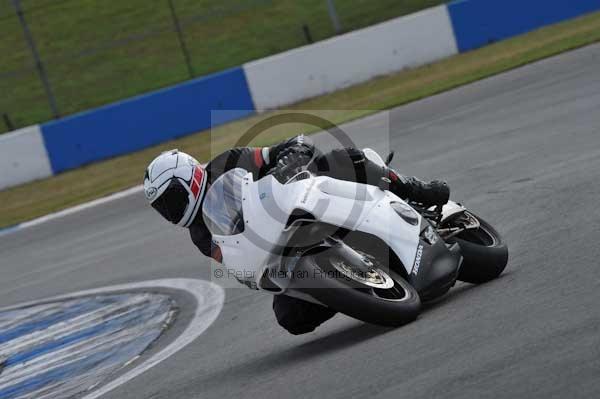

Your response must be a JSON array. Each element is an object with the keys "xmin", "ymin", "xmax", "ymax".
[{"xmin": 0, "ymin": 0, "xmax": 446, "ymax": 133}]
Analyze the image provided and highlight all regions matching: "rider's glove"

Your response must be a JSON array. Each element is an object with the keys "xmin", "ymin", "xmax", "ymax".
[
  {"xmin": 270, "ymin": 148, "xmax": 314, "ymax": 182},
  {"xmin": 276, "ymin": 144, "xmax": 313, "ymax": 165}
]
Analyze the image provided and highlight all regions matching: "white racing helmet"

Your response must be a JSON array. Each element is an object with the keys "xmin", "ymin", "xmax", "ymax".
[{"xmin": 143, "ymin": 149, "xmax": 207, "ymax": 227}]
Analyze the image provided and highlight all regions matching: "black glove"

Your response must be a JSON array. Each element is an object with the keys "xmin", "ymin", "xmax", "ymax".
[
  {"xmin": 269, "ymin": 149, "xmax": 313, "ymax": 182},
  {"xmin": 276, "ymin": 143, "xmax": 313, "ymax": 164}
]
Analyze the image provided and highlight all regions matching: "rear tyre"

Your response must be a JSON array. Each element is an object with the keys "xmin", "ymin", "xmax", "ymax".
[
  {"xmin": 294, "ymin": 252, "xmax": 421, "ymax": 327},
  {"xmin": 448, "ymin": 213, "xmax": 509, "ymax": 284}
]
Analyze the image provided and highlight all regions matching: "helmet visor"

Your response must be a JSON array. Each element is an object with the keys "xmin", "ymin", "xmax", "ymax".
[{"xmin": 151, "ymin": 179, "xmax": 189, "ymax": 223}]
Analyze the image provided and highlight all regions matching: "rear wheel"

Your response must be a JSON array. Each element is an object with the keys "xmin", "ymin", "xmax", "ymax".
[
  {"xmin": 447, "ymin": 213, "xmax": 509, "ymax": 284},
  {"xmin": 294, "ymin": 248, "xmax": 421, "ymax": 327}
]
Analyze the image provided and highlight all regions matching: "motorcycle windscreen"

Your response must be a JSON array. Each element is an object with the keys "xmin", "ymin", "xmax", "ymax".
[{"xmin": 202, "ymin": 168, "xmax": 246, "ymax": 236}]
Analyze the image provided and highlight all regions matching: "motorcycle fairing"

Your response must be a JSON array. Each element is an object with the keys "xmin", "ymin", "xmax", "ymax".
[
  {"xmin": 407, "ymin": 220, "xmax": 463, "ymax": 299},
  {"xmin": 212, "ymin": 173, "xmax": 422, "ymax": 290}
]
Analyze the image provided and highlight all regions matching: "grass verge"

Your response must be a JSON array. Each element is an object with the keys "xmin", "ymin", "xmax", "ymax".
[
  {"xmin": 1, "ymin": 11, "xmax": 600, "ymax": 229},
  {"xmin": 0, "ymin": 0, "xmax": 445, "ymax": 133}
]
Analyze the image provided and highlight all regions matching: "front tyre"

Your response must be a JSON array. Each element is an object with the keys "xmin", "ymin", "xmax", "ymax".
[
  {"xmin": 448, "ymin": 213, "xmax": 509, "ymax": 284},
  {"xmin": 294, "ymin": 253, "xmax": 421, "ymax": 327}
]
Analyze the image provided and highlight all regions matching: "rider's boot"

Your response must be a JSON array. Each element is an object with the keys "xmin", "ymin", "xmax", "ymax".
[{"xmin": 387, "ymin": 169, "xmax": 450, "ymax": 208}]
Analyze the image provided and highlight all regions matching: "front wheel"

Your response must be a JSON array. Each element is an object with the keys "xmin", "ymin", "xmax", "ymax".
[
  {"xmin": 293, "ymin": 251, "xmax": 421, "ymax": 327},
  {"xmin": 447, "ymin": 212, "xmax": 509, "ymax": 284}
]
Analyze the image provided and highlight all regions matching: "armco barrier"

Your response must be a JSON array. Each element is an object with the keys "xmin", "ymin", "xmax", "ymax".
[
  {"xmin": 41, "ymin": 67, "xmax": 255, "ymax": 174},
  {"xmin": 447, "ymin": 0, "xmax": 600, "ymax": 53},
  {"xmin": 243, "ymin": 5, "xmax": 458, "ymax": 111},
  {"xmin": 0, "ymin": 125, "xmax": 52, "ymax": 190}
]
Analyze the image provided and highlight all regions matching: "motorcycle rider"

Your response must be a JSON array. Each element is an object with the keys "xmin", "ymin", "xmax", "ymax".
[{"xmin": 144, "ymin": 135, "xmax": 449, "ymax": 335}]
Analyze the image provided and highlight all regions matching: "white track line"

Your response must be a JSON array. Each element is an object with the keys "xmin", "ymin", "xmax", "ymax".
[
  {"xmin": 0, "ymin": 278, "xmax": 225, "ymax": 399},
  {"xmin": 0, "ymin": 185, "xmax": 144, "ymax": 237},
  {"xmin": 0, "ymin": 162, "xmax": 211, "ymax": 237}
]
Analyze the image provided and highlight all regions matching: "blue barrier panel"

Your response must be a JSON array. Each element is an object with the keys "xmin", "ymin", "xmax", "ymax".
[
  {"xmin": 447, "ymin": 0, "xmax": 600, "ymax": 53},
  {"xmin": 41, "ymin": 67, "xmax": 255, "ymax": 174}
]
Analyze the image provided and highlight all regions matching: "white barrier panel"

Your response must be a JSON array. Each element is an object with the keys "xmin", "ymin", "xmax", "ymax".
[
  {"xmin": 244, "ymin": 6, "xmax": 458, "ymax": 111},
  {"xmin": 0, "ymin": 125, "xmax": 53, "ymax": 190}
]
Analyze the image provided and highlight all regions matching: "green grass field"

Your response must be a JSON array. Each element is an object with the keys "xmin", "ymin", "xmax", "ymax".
[
  {"xmin": 1, "ymin": 10, "xmax": 599, "ymax": 229},
  {"xmin": 0, "ymin": 0, "xmax": 445, "ymax": 133}
]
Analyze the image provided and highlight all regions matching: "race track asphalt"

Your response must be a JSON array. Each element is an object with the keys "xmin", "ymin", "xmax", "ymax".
[{"xmin": 1, "ymin": 43, "xmax": 600, "ymax": 399}]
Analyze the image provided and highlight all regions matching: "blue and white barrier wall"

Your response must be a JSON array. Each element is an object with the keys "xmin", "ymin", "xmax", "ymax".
[
  {"xmin": 244, "ymin": 6, "xmax": 457, "ymax": 111},
  {"xmin": 41, "ymin": 67, "xmax": 254, "ymax": 174},
  {"xmin": 2, "ymin": 0, "xmax": 600, "ymax": 190},
  {"xmin": 447, "ymin": 0, "xmax": 600, "ymax": 52},
  {"xmin": 0, "ymin": 125, "xmax": 52, "ymax": 189}
]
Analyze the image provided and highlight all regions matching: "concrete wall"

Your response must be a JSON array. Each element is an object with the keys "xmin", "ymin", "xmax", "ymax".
[
  {"xmin": 41, "ymin": 67, "xmax": 255, "ymax": 174},
  {"xmin": 447, "ymin": 0, "xmax": 600, "ymax": 52},
  {"xmin": 3, "ymin": 0, "xmax": 600, "ymax": 190},
  {"xmin": 244, "ymin": 6, "xmax": 458, "ymax": 111},
  {"xmin": 0, "ymin": 125, "xmax": 52, "ymax": 190}
]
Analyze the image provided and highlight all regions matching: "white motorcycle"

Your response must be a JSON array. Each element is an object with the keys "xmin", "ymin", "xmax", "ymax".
[{"xmin": 202, "ymin": 149, "xmax": 509, "ymax": 326}]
